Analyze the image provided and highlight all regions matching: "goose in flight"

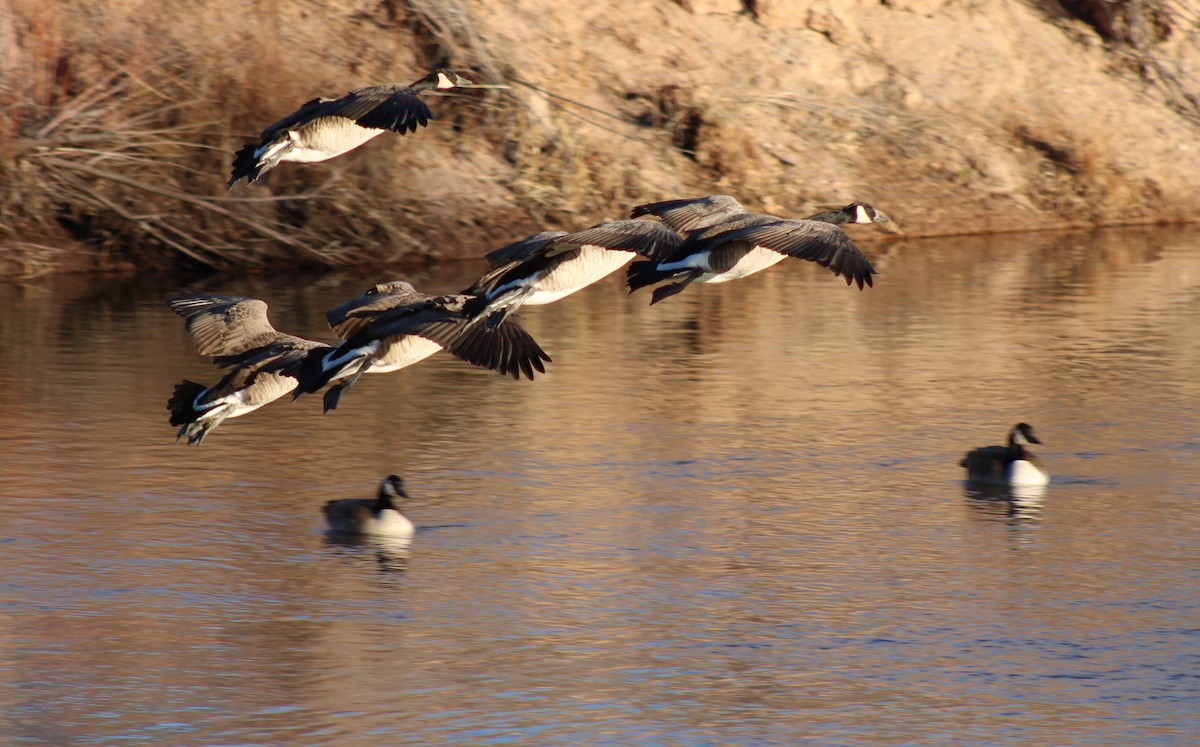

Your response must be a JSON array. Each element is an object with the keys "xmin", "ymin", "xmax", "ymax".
[
  {"xmin": 623, "ymin": 195, "xmax": 887, "ymax": 304},
  {"xmin": 291, "ymin": 280, "xmax": 552, "ymax": 412},
  {"xmin": 228, "ymin": 69, "xmax": 476, "ymax": 188},
  {"xmin": 167, "ymin": 294, "xmax": 329, "ymax": 445}
]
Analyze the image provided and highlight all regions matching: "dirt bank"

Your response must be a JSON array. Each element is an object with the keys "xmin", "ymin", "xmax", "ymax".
[{"xmin": 2, "ymin": 0, "xmax": 1198, "ymax": 276}]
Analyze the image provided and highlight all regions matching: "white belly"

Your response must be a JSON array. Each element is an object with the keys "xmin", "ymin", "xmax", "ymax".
[
  {"xmin": 275, "ymin": 119, "xmax": 385, "ymax": 163},
  {"xmin": 703, "ymin": 245, "xmax": 786, "ymax": 283},
  {"xmin": 1007, "ymin": 460, "xmax": 1050, "ymax": 487},
  {"xmin": 200, "ymin": 396, "xmax": 269, "ymax": 422},
  {"xmin": 370, "ymin": 336, "xmax": 445, "ymax": 373},
  {"xmin": 365, "ymin": 509, "xmax": 416, "ymax": 538},
  {"xmin": 198, "ymin": 372, "xmax": 295, "ymax": 421},
  {"xmin": 525, "ymin": 247, "xmax": 634, "ymax": 305}
]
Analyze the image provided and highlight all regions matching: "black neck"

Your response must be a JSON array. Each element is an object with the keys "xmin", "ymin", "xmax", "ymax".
[{"xmin": 806, "ymin": 208, "xmax": 851, "ymax": 225}]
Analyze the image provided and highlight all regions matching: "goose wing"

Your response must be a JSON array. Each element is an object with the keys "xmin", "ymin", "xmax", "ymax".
[
  {"xmin": 323, "ymin": 498, "xmax": 374, "ymax": 524},
  {"xmin": 211, "ymin": 337, "xmax": 330, "ymax": 374},
  {"xmin": 327, "ymin": 281, "xmax": 427, "ymax": 339},
  {"xmin": 335, "ymin": 84, "xmax": 436, "ymax": 133},
  {"xmin": 466, "ymin": 234, "xmax": 569, "ymax": 296},
  {"xmin": 712, "ymin": 219, "xmax": 877, "ymax": 289},
  {"xmin": 549, "ymin": 220, "xmax": 685, "ymax": 262},
  {"xmin": 483, "ymin": 232, "xmax": 568, "ymax": 267},
  {"xmin": 257, "ymin": 84, "xmax": 435, "ymax": 140},
  {"xmin": 445, "ymin": 318, "xmax": 552, "ymax": 380},
  {"xmin": 960, "ymin": 445, "xmax": 1013, "ymax": 478},
  {"xmin": 169, "ymin": 294, "xmax": 291, "ymax": 358},
  {"xmin": 631, "ymin": 194, "xmax": 749, "ymax": 233}
]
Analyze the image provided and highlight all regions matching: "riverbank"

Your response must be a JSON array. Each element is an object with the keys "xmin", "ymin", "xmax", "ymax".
[{"xmin": 3, "ymin": 0, "xmax": 1198, "ymax": 278}]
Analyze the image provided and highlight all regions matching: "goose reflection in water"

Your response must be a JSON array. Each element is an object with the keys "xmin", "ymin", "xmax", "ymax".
[
  {"xmin": 964, "ymin": 482, "xmax": 1048, "ymax": 525},
  {"xmin": 323, "ymin": 533, "xmax": 412, "ymax": 574}
]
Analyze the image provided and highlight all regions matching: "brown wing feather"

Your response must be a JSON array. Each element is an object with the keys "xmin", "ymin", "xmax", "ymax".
[
  {"xmin": 326, "ymin": 281, "xmax": 427, "ymax": 338},
  {"xmin": 169, "ymin": 295, "xmax": 288, "ymax": 358},
  {"xmin": 631, "ymin": 195, "xmax": 750, "ymax": 233}
]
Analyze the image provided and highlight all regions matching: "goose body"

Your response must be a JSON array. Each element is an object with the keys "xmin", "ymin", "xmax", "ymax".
[
  {"xmin": 292, "ymin": 280, "xmax": 551, "ymax": 411},
  {"xmin": 961, "ymin": 423, "xmax": 1050, "ymax": 487},
  {"xmin": 323, "ymin": 475, "xmax": 415, "ymax": 538},
  {"xmin": 228, "ymin": 69, "xmax": 473, "ymax": 188},
  {"xmin": 167, "ymin": 295, "xmax": 328, "ymax": 444},
  {"xmin": 463, "ymin": 220, "xmax": 683, "ymax": 327},
  {"xmin": 624, "ymin": 196, "xmax": 886, "ymax": 304}
]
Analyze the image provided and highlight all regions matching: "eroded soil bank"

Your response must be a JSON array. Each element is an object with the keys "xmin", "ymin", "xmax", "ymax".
[{"xmin": 2, "ymin": 0, "xmax": 1198, "ymax": 276}]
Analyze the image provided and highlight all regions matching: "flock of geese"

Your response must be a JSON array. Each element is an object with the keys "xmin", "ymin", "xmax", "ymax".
[{"xmin": 169, "ymin": 68, "xmax": 1049, "ymax": 537}]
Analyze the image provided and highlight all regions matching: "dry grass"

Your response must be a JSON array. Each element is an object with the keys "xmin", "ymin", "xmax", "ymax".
[
  {"xmin": 0, "ymin": 0, "xmax": 687, "ymax": 275},
  {"xmin": 2, "ymin": 0, "xmax": 1195, "ymax": 276},
  {"xmin": 0, "ymin": 0, "xmax": 548, "ymax": 274}
]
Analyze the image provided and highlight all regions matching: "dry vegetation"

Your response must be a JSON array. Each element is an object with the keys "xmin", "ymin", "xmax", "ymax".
[{"xmin": 0, "ymin": 0, "xmax": 1197, "ymax": 278}]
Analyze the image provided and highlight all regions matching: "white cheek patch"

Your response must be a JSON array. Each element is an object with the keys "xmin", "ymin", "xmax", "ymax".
[
  {"xmin": 437, "ymin": 72, "xmax": 455, "ymax": 89},
  {"xmin": 855, "ymin": 205, "xmax": 872, "ymax": 223}
]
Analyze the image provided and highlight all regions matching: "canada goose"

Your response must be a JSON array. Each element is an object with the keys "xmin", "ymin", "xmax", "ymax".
[
  {"xmin": 624, "ymin": 196, "xmax": 887, "ymax": 304},
  {"xmin": 167, "ymin": 295, "xmax": 329, "ymax": 445},
  {"xmin": 960, "ymin": 423, "xmax": 1050, "ymax": 487},
  {"xmin": 228, "ymin": 69, "xmax": 474, "ymax": 188},
  {"xmin": 462, "ymin": 220, "xmax": 683, "ymax": 328},
  {"xmin": 323, "ymin": 475, "xmax": 415, "ymax": 538},
  {"xmin": 291, "ymin": 280, "xmax": 552, "ymax": 412}
]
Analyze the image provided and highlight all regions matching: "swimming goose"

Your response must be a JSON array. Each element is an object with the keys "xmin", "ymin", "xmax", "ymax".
[
  {"xmin": 960, "ymin": 423, "xmax": 1050, "ymax": 487},
  {"xmin": 323, "ymin": 475, "xmax": 415, "ymax": 538},
  {"xmin": 167, "ymin": 294, "xmax": 329, "ymax": 445},
  {"xmin": 228, "ymin": 69, "xmax": 474, "ymax": 188},
  {"xmin": 624, "ymin": 196, "xmax": 887, "ymax": 304},
  {"xmin": 291, "ymin": 280, "xmax": 552, "ymax": 412},
  {"xmin": 461, "ymin": 220, "xmax": 683, "ymax": 328}
]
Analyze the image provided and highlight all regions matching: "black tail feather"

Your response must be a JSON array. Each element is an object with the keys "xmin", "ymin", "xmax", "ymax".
[
  {"xmin": 626, "ymin": 260, "xmax": 670, "ymax": 293},
  {"xmin": 167, "ymin": 380, "xmax": 208, "ymax": 426},
  {"xmin": 228, "ymin": 144, "xmax": 265, "ymax": 189},
  {"xmin": 291, "ymin": 348, "xmax": 338, "ymax": 399},
  {"xmin": 167, "ymin": 380, "xmax": 220, "ymax": 445}
]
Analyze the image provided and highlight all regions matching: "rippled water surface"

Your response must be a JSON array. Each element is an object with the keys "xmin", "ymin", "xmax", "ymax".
[{"xmin": 1, "ymin": 227, "xmax": 1198, "ymax": 745}]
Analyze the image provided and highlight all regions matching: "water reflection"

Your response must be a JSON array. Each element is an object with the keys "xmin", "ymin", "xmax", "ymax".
[
  {"xmin": 1, "ymin": 226, "xmax": 1198, "ymax": 746},
  {"xmin": 963, "ymin": 481, "xmax": 1047, "ymax": 524},
  {"xmin": 322, "ymin": 534, "xmax": 412, "ymax": 574}
]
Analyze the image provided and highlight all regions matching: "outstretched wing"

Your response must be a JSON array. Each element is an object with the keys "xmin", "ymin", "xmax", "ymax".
[
  {"xmin": 446, "ymin": 319, "xmax": 553, "ymax": 380},
  {"xmin": 337, "ymin": 84, "xmax": 436, "ymax": 133},
  {"xmin": 327, "ymin": 281, "xmax": 427, "ymax": 339},
  {"xmin": 169, "ymin": 294, "xmax": 285, "ymax": 358},
  {"xmin": 548, "ymin": 220, "xmax": 684, "ymax": 262},
  {"xmin": 483, "ymin": 232, "xmax": 568, "ymax": 267},
  {"xmin": 631, "ymin": 194, "xmax": 749, "ymax": 233},
  {"xmin": 712, "ymin": 220, "xmax": 877, "ymax": 289}
]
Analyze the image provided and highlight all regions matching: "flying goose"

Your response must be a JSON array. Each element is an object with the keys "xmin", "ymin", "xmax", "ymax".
[
  {"xmin": 228, "ymin": 69, "xmax": 475, "ymax": 188},
  {"xmin": 291, "ymin": 280, "xmax": 552, "ymax": 412},
  {"xmin": 960, "ymin": 423, "xmax": 1050, "ymax": 487},
  {"xmin": 461, "ymin": 220, "xmax": 683, "ymax": 328},
  {"xmin": 323, "ymin": 475, "xmax": 416, "ymax": 538},
  {"xmin": 624, "ymin": 196, "xmax": 887, "ymax": 304},
  {"xmin": 167, "ymin": 294, "xmax": 330, "ymax": 445}
]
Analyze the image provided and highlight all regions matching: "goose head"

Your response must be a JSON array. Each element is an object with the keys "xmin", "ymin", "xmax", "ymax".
[
  {"xmin": 1009, "ymin": 422, "xmax": 1042, "ymax": 448},
  {"xmin": 849, "ymin": 202, "xmax": 889, "ymax": 224},
  {"xmin": 377, "ymin": 474, "xmax": 409, "ymax": 508},
  {"xmin": 425, "ymin": 69, "xmax": 475, "ymax": 91}
]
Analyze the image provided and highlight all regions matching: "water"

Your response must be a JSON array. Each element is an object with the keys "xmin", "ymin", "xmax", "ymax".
[{"xmin": 0, "ymin": 227, "xmax": 1197, "ymax": 745}]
